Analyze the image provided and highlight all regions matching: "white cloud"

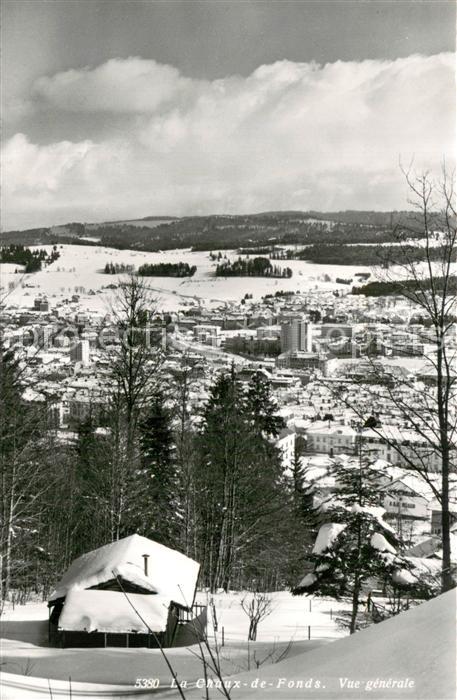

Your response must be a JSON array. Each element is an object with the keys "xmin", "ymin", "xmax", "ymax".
[
  {"xmin": 32, "ymin": 57, "xmax": 201, "ymax": 113},
  {"xmin": 2, "ymin": 53, "xmax": 454, "ymax": 229}
]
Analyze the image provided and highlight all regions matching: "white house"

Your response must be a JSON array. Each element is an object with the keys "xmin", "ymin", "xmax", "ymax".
[
  {"xmin": 276, "ymin": 428, "xmax": 296, "ymax": 469},
  {"xmin": 361, "ymin": 426, "xmax": 443, "ymax": 472},
  {"xmin": 305, "ymin": 422, "xmax": 357, "ymax": 455},
  {"xmin": 380, "ymin": 477, "xmax": 430, "ymax": 520}
]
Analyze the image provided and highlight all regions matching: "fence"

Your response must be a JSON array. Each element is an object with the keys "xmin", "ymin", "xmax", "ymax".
[{"xmin": 177, "ymin": 603, "xmax": 207, "ymax": 624}]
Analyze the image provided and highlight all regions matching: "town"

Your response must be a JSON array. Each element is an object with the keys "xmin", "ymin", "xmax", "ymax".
[
  {"xmin": 1, "ymin": 227, "xmax": 455, "ymax": 579},
  {"xmin": 1, "ymin": 0, "xmax": 455, "ymax": 697}
]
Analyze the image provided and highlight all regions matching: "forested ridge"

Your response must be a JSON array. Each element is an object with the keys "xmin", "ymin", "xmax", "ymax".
[{"xmin": 2, "ymin": 211, "xmax": 419, "ymax": 254}]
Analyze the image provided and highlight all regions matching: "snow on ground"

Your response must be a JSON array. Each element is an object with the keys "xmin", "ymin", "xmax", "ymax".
[
  {"xmin": 188, "ymin": 588, "xmax": 455, "ymax": 700},
  {"xmin": 1, "ymin": 590, "xmax": 455, "ymax": 698},
  {"xmin": 2, "ymin": 244, "xmax": 454, "ymax": 315},
  {"xmin": 195, "ymin": 590, "xmax": 348, "ymax": 644},
  {"xmin": 1, "ymin": 244, "xmax": 373, "ymax": 313},
  {"xmin": 0, "ymin": 263, "xmax": 26, "ymax": 298},
  {"xmin": 0, "ymin": 591, "xmax": 345, "ymax": 689}
]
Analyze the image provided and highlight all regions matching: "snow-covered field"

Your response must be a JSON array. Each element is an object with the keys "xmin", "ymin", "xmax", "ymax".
[
  {"xmin": 195, "ymin": 590, "xmax": 347, "ymax": 644},
  {"xmin": 0, "ymin": 244, "xmax": 372, "ymax": 313},
  {"xmin": 2, "ymin": 243, "xmax": 454, "ymax": 315},
  {"xmin": 0, "ymin": 591, "xmax": 345, "ymax": 684},
  {"xmin": 1, "ymin": 590, "xmax": 455, "ymax": 699},
  {"xmin": 0, "ymin": 263, "xmax": 26, "ymax": 297}
]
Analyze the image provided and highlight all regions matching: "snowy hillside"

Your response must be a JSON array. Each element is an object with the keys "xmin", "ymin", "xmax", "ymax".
[{"xmin": 196, "ymin": 589, "xmax": 456, "ymax": 699}]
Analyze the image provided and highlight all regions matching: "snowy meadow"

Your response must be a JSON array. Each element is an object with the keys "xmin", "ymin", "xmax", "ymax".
[{"xmin": 0, "ymin": 244, "xmax": 373, "ymax": 313}]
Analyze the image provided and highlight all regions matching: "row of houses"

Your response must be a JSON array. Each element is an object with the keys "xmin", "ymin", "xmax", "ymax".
[
  {"xmin": 304, "ymin": 421, "xmax": 445, "ymax": 472},
  {"xmin": 303, "ymin": 452, "xmax": 457, "ymax": 543}
]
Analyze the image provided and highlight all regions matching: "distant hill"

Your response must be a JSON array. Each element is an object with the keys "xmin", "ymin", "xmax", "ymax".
[
  {"xmin": 249, "ymin": 210, "xmax": 411, "ymax": 226},
  {"xmin": 1, "ymin": 210, "xmax": 417, "ymax": 252},
  {"xmin": 308, "ymin": 210, "xmax": 413, "ymax": 226}
]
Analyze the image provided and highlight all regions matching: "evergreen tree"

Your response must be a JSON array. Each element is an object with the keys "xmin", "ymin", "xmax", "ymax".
[
  {"xmin": 69, "ymin": 417, "xmax": 113, "ymax": 557},
  {"xmin": 244, "ymin": 370, "xmax": 283, "ymax": 437},
  {"xmin": 290, "ymin": 439, "xmax": 317, "ymax": 528},
  {"xmin": 194, "ymin": 370, "xmax": 296, "ymax": 591},
  {"xmin": 294, "ymin": 457, "xmax": 410, "ymax": 633},
  {"xmin": 283, "ymin": 442, "xmax": 320, "ymax": 586},
  {"xmin": 194, "ymin": 370, "xmax": 245, "ymax": 591},
  {"xmin": 133, "ymin": 391, "xmax": 180, "ymax": 547}
]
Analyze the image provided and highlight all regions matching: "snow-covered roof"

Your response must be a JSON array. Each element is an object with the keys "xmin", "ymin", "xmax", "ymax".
[
  {"xmin": 22, "ymin": 387, "xmax": 46, "ymax": 402},
  {"xmin": 302, "ymin": 453, "xmax": 334, "ymax": 469},
  {"xmin": 58, "ymin": 589, "xmax": 171, "ymax": 634},
  {"xmin": 406, "ymin": 532, "xmax": 457, "ymax": 563},
  {"xmin": 380, "ymin": 476, "xmax": 429, "ymax": 500},
  {"xmin": 384, "ymin": 468, "xmax": 437, "ymax": 500},
  {"xmin": 393, "ymin": 556, "xmax": 442, "ymax": 586},
  {"xmin": 430, "ymin": 497, "xmax": 457, "ymax": 514},
  {"xmin": 406, "ymin": 536, "xmax": 442, "ymax": 559},
  {"xmin": 306, "ymin": 422, "xmax": 357, "ymax": 438},
  {"xmin": 49, "ymin": 534, "xmax": 200, "ymax": 609}
]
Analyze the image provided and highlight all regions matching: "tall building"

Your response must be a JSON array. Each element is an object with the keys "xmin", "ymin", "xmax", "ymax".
[
  {"xmin": 280, "ymin": 319, "xmax": 313, "ymax": 353},
  {"xmin": 70, "ymin": 339, "xmax": 90, "ymax": 366}
]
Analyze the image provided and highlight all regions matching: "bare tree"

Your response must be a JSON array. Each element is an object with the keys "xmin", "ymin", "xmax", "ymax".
[
  {"xmin": 241, "ymin": 591, "xmax": 274, "ymax": 641},
  {"xmin": 0, "ymin": 347, "xmax": 58, "ymax": 607},
  {"xmin": 109, "ymin": 275, "xmax": 163, "ymax": 440},
  {"xmin": 106, "ymin": 276, "xmax": 164, "ymax": 539},
  {"xmin": 326, "ymin": 168, "xmax": 456, "ymax": 592}
]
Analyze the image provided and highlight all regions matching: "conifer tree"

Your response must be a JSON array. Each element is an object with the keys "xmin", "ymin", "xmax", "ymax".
[
  {"xmin": 195, "ymin": 369, "xmax": 295, "ymax": 591},
  {"xmin": 244, "ymin": 370, "xmax": 283, "ymax": 437},
  {"xmin": 69, "ymin": 417, "xmax": 113, "ymax": 556},
  {"xmin": 168, "ymin": 359, "xmax": 200, "ymax": 558},
  {"xmin": 134, "ymin": 390, "xmax": 180, "ymax": 547},
  {"xmin": 294, "ymin": 457, "xmax": 410, "ymax": 633},
  {"xmin": 289, "ymin": 437, "xmax": 309, "ymax": 517},
  {"xmin": 194, "ymin": 370, "xmax": 245, "ymax": 591}
]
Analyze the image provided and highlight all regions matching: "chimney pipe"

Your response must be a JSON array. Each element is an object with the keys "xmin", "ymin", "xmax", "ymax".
[{"xmin": 142, "ymin": 554, "xmax": 149, "ymax": 577}]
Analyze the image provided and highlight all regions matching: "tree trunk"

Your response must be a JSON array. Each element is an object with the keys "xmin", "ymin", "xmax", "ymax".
[
  {"xmin": 3, "ymin": 463, "xmax": 16, "ymax": 603},
  {"xmin": 440, "ymin": 449, "xmax": 453, "ymax": 591},
  {"xmin": 349, "ymin": 575, "xmax": 361, "ymax": 634},
  {"xmin": 436, "ymin": 335, "xmax": 453, "ymax": 592},
  {"xmin": 350, "ymin": 510, "xmax": 362, "ymax": 635}
]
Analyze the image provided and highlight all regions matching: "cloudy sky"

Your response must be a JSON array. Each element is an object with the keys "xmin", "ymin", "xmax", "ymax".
[{"xmin": 2, "ymin": 0, "xmax": 455, "ymax": 230}]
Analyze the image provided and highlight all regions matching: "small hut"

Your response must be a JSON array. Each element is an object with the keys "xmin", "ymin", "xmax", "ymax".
[{"xmin": 48, "ymin": 534, "xmax": 206, "ymax": 648}]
